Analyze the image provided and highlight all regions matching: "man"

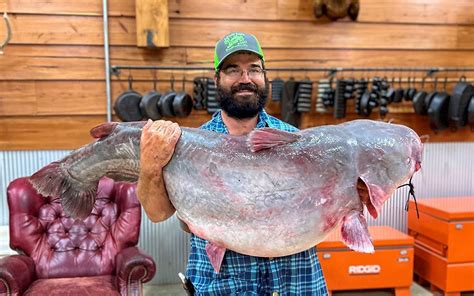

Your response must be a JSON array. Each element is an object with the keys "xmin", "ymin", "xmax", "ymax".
[{"xmin": 137, "ymin": 32, "xmax": 328, "ymax": 295}]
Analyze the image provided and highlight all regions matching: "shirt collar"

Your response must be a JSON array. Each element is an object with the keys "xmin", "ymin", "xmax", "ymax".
[{"xmin": 212, "ymin": 109, "xmax": 272, "ymax": 132}]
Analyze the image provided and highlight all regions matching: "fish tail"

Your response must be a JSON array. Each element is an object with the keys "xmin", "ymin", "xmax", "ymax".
[{"xmin": 29, "ymin": 161, "xmax": 97, "ymax": 219}]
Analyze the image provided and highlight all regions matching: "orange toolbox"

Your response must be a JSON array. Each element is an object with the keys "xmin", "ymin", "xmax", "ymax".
[
  {"xmin": 408, "ymin": 197, "xmax": 474, "ymax": 296},
  {"xmin": 316, "ymin": 226, "xmax": 414, "ymax": 296}
]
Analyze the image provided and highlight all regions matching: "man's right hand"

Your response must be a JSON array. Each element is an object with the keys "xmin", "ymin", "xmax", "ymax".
[
  {"xmin": 140, "ymin": 119, "xmax": 181, "ymax": 177},
  {"xmin": 137, "ymin": 120, "xmax": 181, "ymax": 222}
]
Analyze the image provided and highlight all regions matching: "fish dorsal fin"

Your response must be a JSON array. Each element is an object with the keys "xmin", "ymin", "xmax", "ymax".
[
  {"xmin": 90, "ymin": 122, "xmax": 119, "ymax": 139},
  {"xmin": 205, "ymin": 243, "xmax": 227, "ymax": 273},
  {"xmin": 248, "ymin": 128, "xmax": 301, "ymax": 152}
]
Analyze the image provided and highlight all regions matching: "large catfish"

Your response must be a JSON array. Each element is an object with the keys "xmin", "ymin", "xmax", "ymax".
[{"xmin": 30, "ymin": 119, "xmax": 423, "ymax": 272}]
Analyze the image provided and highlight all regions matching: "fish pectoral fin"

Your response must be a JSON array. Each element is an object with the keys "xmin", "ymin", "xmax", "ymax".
[
  {"xmin": 248, "ymin": 128, "xmax": 301, "ymax": 152},
  {"xmin": 359, "ymin": 176, "xmax": 389, "ymax": 219},
  {"xmin": 357, "ymin": 177, "xmax": 378, "ymax": 219},
  {"xmin": 89, "ymin": 122, "xmax": 119, "ymax": 139},
  {"xmin": 341, "ymin": 211, "xmax": 374, "ymax": 253},
  {"xmin": 205, "ymin": 242, "xmax": 227, "ymax": 273}
]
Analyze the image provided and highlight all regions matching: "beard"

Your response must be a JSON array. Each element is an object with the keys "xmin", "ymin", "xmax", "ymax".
[{"xmin": 216, "ymin": 78, "xmax": 269, "ymax": 119}]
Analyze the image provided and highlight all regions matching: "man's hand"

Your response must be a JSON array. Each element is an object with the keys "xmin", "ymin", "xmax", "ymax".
[
  {"xmin": 137, "ymin": 120, "xmax": 181, "ymax": 222},
  {"xmin": 140, "ymin": 119, "xmax": 181, "ymax": 175}
]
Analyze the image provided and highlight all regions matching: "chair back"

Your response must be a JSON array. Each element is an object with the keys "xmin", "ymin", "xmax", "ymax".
[{"xmin": 7, "ymin": 177, "xmax": 141, "ymax": 279}]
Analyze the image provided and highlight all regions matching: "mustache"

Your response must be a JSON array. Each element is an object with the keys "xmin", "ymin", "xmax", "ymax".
[{"xmin": 231, "ymin": 83, "xmax": 258, "ymax": 94}]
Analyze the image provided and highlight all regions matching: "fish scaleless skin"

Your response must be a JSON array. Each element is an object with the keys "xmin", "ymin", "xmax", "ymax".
[
  {"xmin": 165, "ymin": 120, "xmax": 422, "ymax": 258},
  {"xmin": 29, "ymin": 119, "xmax": 423, "ymax": 265}
]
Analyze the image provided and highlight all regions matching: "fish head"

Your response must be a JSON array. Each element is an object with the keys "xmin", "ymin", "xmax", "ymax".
[{"xmin": 357, "ymin": 123, "xmax": 423, "ymax": 219}]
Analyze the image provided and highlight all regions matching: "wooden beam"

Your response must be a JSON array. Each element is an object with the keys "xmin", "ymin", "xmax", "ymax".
[{"xmin": 135, "ymin": 0, "xmax": 169, "ymax": 48}]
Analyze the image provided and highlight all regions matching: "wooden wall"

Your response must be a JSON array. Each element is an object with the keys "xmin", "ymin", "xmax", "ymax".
[{"xmin": 1, "ymin": 0, "xmax": 474, "ymax": 150}]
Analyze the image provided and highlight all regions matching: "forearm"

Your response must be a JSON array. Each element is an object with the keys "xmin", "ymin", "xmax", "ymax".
[
  {"xmin": 137, "ymin": 120, "xmax": 181, "ymax": 223},
  {"xmin": 136, "ymin": 170, "xmax": 175, "ymax": 222}
]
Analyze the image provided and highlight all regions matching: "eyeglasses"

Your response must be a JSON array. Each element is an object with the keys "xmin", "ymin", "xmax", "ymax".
[{"xmin": 221, "ymin": 67, "xmax": 265, "ymax": 80}]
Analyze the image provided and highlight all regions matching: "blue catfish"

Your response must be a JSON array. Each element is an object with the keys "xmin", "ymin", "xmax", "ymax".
[{"xmin": 30, "ymin": 119, "xmax": 423, "ymax": 272}]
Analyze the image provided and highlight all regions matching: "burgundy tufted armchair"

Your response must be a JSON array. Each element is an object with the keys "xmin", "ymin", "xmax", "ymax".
[{"xmin": 0, "ymin": 177, "xmax": 156, "ymax": 296}]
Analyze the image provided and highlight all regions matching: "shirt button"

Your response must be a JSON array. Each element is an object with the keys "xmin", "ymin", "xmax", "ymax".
[
  {"xmin": 268, "ymin": 257, "xmax": 274, "ymax": 260},
  {"xmin": 272, "ymin": 291, "xmax": 278, "ymax": 296}
]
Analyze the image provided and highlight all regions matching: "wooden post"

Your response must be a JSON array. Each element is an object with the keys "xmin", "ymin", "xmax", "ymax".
[{"xmin": 135, "ymin": 0, "xmax": 169, "ymax": 48}]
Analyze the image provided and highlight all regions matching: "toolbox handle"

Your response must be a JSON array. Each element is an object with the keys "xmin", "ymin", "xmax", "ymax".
[{"xmin": 414, "ymin": 238, "xmax": 446, "ymax": 257}]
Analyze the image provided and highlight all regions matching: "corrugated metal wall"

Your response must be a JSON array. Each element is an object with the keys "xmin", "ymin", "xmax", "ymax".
[{"xmin": 0, "ymin": 142, "xmax": 473, "ymax": 284}]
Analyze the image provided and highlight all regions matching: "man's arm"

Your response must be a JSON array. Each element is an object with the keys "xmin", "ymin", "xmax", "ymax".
[{"xmin": 136, "ymin": 120, "xmax": 181, "ymax": 222}]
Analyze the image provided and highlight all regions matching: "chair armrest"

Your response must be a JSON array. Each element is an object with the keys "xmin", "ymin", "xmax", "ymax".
[
  {"xmin": 115, "ymin": 246, "xmax": 156, "ymax": 296},
  {"xmin": 0, "ymin": 255, "xmax": 36, "ymax": 295}
]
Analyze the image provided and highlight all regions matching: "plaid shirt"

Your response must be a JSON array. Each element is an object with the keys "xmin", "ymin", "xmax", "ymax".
[{"xmin": 185, "ymin": 110, "xmax": 328, "ymax": 295}]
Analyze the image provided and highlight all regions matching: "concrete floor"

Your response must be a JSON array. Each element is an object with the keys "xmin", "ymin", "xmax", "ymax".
[{"xmin": 145, "ymin": 282, "xmax": 474, "ymax": 296}]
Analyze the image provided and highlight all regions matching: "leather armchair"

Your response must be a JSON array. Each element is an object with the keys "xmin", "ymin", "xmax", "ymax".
[{"xmin": 0, "ymin": 177, "xmax": 156, "ymax": 296}]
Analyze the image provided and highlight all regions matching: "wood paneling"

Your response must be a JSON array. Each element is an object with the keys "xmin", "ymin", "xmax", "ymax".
[
  {"xmin": 7, "ymin": 0, "xmax": 474, "ymax": 25},
  {"xmin": 1, "ymin": 0, "xmax": 474, "ymax": 150},
  {"xmin": 186, "ymin": 48, "xmax": 474, "ymax": 68},
  {"xmin": 0, "ymin": 116, "xmax": 106, "ymax": 150},
  {"xmin": 0, "ymin": 115, "xmax": 210, "ymax": 150},
  {"xmin": 0, "ymin": 81, "xmax": 37, "ymax": 116},
  {"xmin": 8, "ymin": 16, "xmax": 474, "ymax": 49},
  {"xmin": 4, "ymin": 45, "xmax": 474, "ymax": 81},
  {"xmin": 0, "ymin": 45, "xmax": 188, "ymax": 80}
]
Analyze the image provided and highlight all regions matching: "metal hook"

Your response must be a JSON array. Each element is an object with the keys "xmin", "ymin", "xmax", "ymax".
[
  {"xmin": 127, "ymin": 74, "xmax": 134, "ymax": 90},
  {"xmin": 1, "ymin": 11, "xmax": 13, "ymax": 54},
  {"xmin": 426, "ymin": 68, "xmax": 438, "ymax": 77},
  {"xmin": 420, "ymin": 75, "xmax": 426, "ymax": 89},
  {"xmin": 152, "ymin": 70, "xmax": 158, "ymax": 90},
  {"xmin": 170, "ymin": 73, "xmax": 175, "ymax": 90},
  {"xmin": 433, "ymin": 76, "xmax": 438, "ymax": 91},
  {"xmin": 327, "ymin": 68, "xmax": 337, "ymax": 78}
]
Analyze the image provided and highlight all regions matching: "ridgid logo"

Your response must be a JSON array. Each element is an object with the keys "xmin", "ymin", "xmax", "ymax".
[{"xmin": 348, "ymin": 265, "xmax": 381, "ymax": 275}]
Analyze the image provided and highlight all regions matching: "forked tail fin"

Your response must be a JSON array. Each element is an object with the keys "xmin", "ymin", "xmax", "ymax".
[{"xmin": 29, "ymin": 161, "xmax": 98, "ymax": 219}]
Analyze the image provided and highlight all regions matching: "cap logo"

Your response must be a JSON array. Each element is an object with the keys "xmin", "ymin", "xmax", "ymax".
[{"xmin": 223, "ymin": 33, "xmax": 247, "ymax": 52}]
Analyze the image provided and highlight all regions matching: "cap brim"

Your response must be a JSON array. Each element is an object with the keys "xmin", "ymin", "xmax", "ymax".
[{"xmin": 216, "ymin": 49, "xmax": 264, "ymax": 70}]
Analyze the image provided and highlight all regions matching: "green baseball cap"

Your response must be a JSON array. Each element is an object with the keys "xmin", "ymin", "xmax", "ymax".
[{"xmin": 214, "ymin": 32, "xmax": 265, "ymax": 71}]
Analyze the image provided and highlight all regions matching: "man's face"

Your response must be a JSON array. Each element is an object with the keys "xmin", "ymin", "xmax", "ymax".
[{"xmin": 215, "ymin": 52, "xmax": 268, "ymax": 119}]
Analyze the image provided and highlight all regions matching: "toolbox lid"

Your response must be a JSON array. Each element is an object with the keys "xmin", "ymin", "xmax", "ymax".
[
  {"xmin": 408, "ymin": 197, "xmax": 474, "ymax": 220},
  {"xmin": 316, "ymin": 226, "xmax": 414, "ymax": 250}
]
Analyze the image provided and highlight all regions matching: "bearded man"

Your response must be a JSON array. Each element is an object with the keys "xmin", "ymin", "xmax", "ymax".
[{"xmin": 137, "ymin": 32, "xmax": 329, "ymax": 295}]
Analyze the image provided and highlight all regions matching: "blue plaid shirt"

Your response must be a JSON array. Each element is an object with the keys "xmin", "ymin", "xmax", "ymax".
[{"xmin": 185, "ymin": 109, "xmax": 328, "ymax": 295}]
